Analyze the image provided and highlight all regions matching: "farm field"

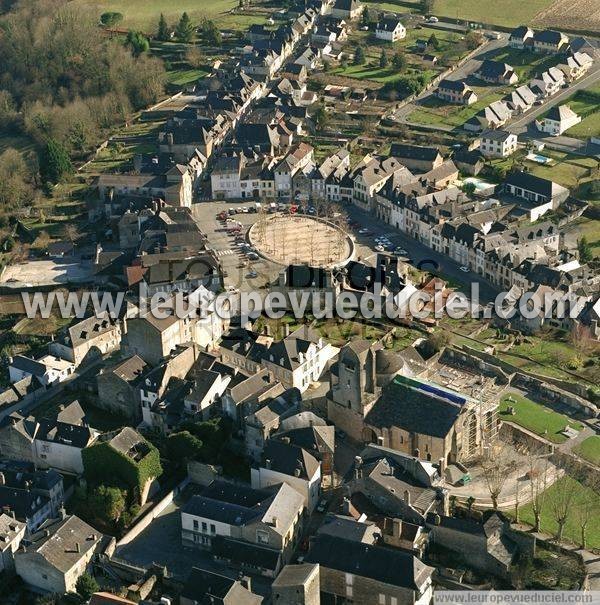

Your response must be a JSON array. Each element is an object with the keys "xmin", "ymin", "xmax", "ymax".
[
  {"xmin": 75, "ymin": 0, "xmax": 239, "ymax": 31},
  {"xmin": 498, "ymin": 392, "xmax": 583, "ymax": 444},
  {"xmin": 532, "ymin": 0, "xmax": 600, "ymax": 34},
  {"xmin": 432, "ymin": 0, "xmax": 554, "ymax": 28},
  {"xmin": 518, "ymin": 475, "xmax": 600, "ymax": 549}
]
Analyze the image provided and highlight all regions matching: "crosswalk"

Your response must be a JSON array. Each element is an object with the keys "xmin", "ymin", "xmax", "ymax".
[{"xmin": 216, "ymin": 249, "xmax": 236, "ymax": 257}]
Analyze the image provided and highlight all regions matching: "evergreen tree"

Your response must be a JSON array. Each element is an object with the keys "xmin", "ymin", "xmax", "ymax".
[
  {"xmin": 126, "ymin": 31, "xmax": 150, "ymax": 56},
  {"xmin": 39, "ymin": 138, "xmax": 72, "ymax": 184},
  {"xmin": 392, "ymin": 51, "xmax": 407, "ymax": 71},
  {"xmin": 157, "ymin": 13, "xmax": 170, "ymax": 41},
  {"xmin": 175, "ymin": 12, "xmax": 195, "ymax": 43},
  {"xmin": 428, "ymin": 33, "xmax": 440, "ymax": 49},
  {"xmin": 578, "ymin": 236, "xmax": 593, "ymax": 263},
  {"xmin": 379, "ymin": 48, "xmax": 388, "ymax": 68},
  {"xmin": 353, "ymin": 44, "xmax": 366, "ymax": 65},
  {"xmin": 76, "ymin": 574, "xmax": 99, "ymax": 601}
]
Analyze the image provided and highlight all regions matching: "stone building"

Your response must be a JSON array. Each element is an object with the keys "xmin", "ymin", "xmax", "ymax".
[
  {"xmin": 97, "ymin": 355, "xmax": 148, "ymax": 421},
  {"xmin": 272, "ymin": 563, "xmax": 320, "ymax": 605}
]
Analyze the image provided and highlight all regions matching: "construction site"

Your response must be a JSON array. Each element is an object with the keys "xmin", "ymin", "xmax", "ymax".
[{"xmin": 248, "ymin": 213, "xmax": 354, "ymax": 268}]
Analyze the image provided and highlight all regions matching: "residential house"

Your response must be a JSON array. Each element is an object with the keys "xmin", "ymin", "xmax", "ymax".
[
  {"xmin": 475, "ymin": 60, "xmax": 518, "ymax": 85},
  {"xmin": 539, "ymin": 104, "xmax": 581, "ymax": 136},
  {"xmin": 0, "ymin": 514, "xmax": 26, "ymax": 572},
  {"xmin": 331, "ymin": 0, "xmax": 363, "ymax": 19},
  {"xmin": 504, "ymin": 171, "xmax": 570, "ymax": 210},
  {"xmin": 305, "ymin": 534, "xmax": 434, "ymax": 605},
  {"xmin": 0, "ymin": 402, "xmax": 98, "ymax": 475},
  {"xmin": 559, "ymin": 52, "xmax": 594, "ymax": 81},
  {"xmin": 251, "ymin": 439, "xmax": 321, "ymax": 512},
  {"xmin": 274, "ymin": 143, "xmax": 315, "ymax": 198},
  {"xmin": 389, "ymin": 143, "xmax": 444, "ymax": 173},
  {"xmin": 184, "ymin": 368, "xmax": 231, "ymax": 421},
  {"xmin": 505, "ymin": 85, "xmax": 537, "ymax": 114},
  {"xmin": 508, "ymin": 25, "xmax": 533, "ymax": 49},
  {"xmin": 244, "ymin": 389, "xmax": 302, "ymax": 461},
  {"xmin": 295, "ymin": 46, "xmax": 321, "ymax": 70},
  {"xmin": 97, "ymin": 355, "xmax": 148, "ymax": 421},
  {"xmin": 261, "ymin": 326, "xmax": 339, "ymax": 393},
  {"xmin": 530, "ymin": 67, "xmax": 565, "ymax": 98},
  {"xmin": 479, "ymin": 130, "xmax": 518, "ymax": 158},
  {"xmin": 180, "ymin": 567, "xmax": 263, "ymax": 605},
  {"xmin": 0, "ymin": 460, "xmax": 64, "ymax": 532},
  {"xmin": 181, "ymin": 480, "xmax": 305, "ymax": 577},
  {"xmin": 375, "ymin": 18, "xmax": 406, "ymax": 42},
  {"xmin": 14, "ymin": 514, "xmax": 107, "ymax": 594},
  {"xmin": 49, "ymin": 313, "xmax": 121, "ymax": 367},
  {"xmin": 353, "ymin": 156, "xmax": 414, "ymax": 210},
  {"xmin": 437, "ymin": 79, "xmax": 478, "ymax": 105},
  {"xmin": 532, "ymin": 29, "xmax": 569, "ymax": 53},
  {"xmin": 465, "ymin": 100, "xmax": 512, "ymax": 131},
  {"xmin": 8, "ymin": 355, "xmax": 75, "ymax": 387}
]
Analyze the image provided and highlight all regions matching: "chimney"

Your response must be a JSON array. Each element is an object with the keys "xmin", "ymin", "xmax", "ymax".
[
  {"xmin": 342, "ymin": 497, "xmax": 351, "ymax": 515},
  {"xmin": 281, "ymin": 436, "xmax": 290, "ymax": 444},
  {"xmin": 354, "ymin": 456, "xmax": 363, "ymax": 480},
  {"xmin": 283, "ymin": 324, "xmax": 290, "ymax": 337},
  {"xmin": 404, "ymin": 489, "xmax": 411, "ymax": 507},
  {"xmin": 271, "ymin": 517, "xmax": 278, "ymax": 528},
  {"xmin": 294, "ymin": 467, "xmax": 301, "ymax": 477},
  {"xmin": 75, "ymin": 542, "xmax": 81, "ymax": 553},
  {"xmin": 263, "ymin": 325, "xmax": 271, "ymax": 336},
  {"xmin": 0, "ymin": 473, "xmax": 4, "ymax": 486},
  {"xmin": 438, "ymin": 457, "xmax": 445, "ymax": 476},
  {"xmin": 392, "ymin": 518, "xmax": 402, "ymax": 538},
  {"xmin": 239, "ymin": 575, "xmax": 252, "ymax": 591},
  {"xmin": 414, "ymin": 448, "xmax": 420, "ymax": 459},
  {"xmin": 265, "ymin": 459, "xmax": 272, "ymax": 469}
]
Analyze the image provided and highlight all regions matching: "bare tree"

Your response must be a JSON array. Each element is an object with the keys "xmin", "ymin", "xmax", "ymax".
[
  {"xmin": 481, "ymin": 442, "xmax": 517, "ymax": 509},
  {"xmin": 527, "ymin": 451, "xmax": 551, "ymax": 532},
  {"xmin": 549, "ymin": 465, "xmax": 576, "ymax": 542},
  {"xmin": 573, "ymin": 472, "xmax": 599, "ymax": 549}
]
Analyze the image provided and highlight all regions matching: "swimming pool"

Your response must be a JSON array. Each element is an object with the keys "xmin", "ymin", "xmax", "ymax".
[{"xmin": 526, "ymin": 153, "xmax": 553, "ymax": 165}]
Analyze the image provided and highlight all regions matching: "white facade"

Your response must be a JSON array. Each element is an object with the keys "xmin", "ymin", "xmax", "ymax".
[
  {"xmin": 251, "ymin": 464, "xmax": 322, "ymax": 513},
  {"xmin": 480, "ymin": 133, "xmax": 518, "ymax": 158},
  {"xmin": 375, "ymin": 22, "xmax": 406, "ymax": 42}
]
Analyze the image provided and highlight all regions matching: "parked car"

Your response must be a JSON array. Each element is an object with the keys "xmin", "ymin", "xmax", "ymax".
[
  {"xmin": 459, "ymin": 265, "xmax": 470, "ymax": 273},
  {"xmin": 375, "ymin": 244, "xmax": 385, "ymax": 252},
  {"xmin": 247, "ymin": 270, "xmax": 258, "ymax": 278},
  {"xmin": 316, "ymin": 499, "xmax": 328, "ymax": 513},
  {"xmin": 428, "ymin": 16, "xmax": 439, "ymax": 23},
  {"xmin": 394, "ymin": 247, "xmax": 408, "ymax": 256}
]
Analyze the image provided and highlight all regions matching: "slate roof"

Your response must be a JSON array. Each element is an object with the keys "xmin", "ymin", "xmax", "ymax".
[
  {"xmin": 261, "ymin": 439, "xmax": 320, "ymax": 479},
  {"xmin": 545, "ymin": 104, "xmax": 579, "ymax": 122},
  {"xmin": 22, "ymin": 515, "xmax": 102, "ymax": 573},
  {"xmin": 365, "ymin": 378, "xmax": 463, "ymax": 438},
  {"xmin": 505, "ymin": 171, "xmax": 567, "ymax": 199},
  {"xmin": 212, "ymin": 535, "xmax": 281, "ymax": 572},
  {"xmin": 389, "ymin": 143, "xmax": 441, "ymax": 162},
  {"xmin": 181, "ymin": 567, "xmax": 262, "ymax": 604},
  {"xmin": 306, "ymin": 534, "xmax": 433, "ymax": 589}
]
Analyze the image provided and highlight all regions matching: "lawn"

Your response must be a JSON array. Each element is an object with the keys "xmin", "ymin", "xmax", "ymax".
[
  {"xmin": 499, "ymin": 392, "xmax": 583, "ymax": 443},
  {"xmin": 483, "ymin": 46, "xmax": 558, "ymax": 81},
  {"xmin": 552, "ymin": 84, "xmax": 600, "ymax": 140},
  {"xmin": 432, "ymin": 0, "xmax": 555, "ymax": 28},
  {"xmin": 167, "ymin": 68, "xmax": 209, "ymax": 87},
  {"xmin": 518, "ymin": 475, "xmax": 600, "ymax": 549},
  {"xmin": 574, "ymin": 435, "xmax": 600, "ymax": 466},
  {"xmin": 75, "ymin": 0, "xmax": 239, "ymax": 31},
  {"xmin": 407, "ymin": 86, "xmax": 506, "ymax": 128}
]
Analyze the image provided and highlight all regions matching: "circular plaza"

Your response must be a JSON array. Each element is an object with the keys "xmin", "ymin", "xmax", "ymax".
[{"xmin": 248, "ymin": 213, "xmax": 353, "ymax": 268}]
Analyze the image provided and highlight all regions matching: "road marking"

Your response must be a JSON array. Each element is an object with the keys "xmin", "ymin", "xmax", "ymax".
[{"xmin": 216, "ymin": 250, "xmax": 236, "ymax": 257}]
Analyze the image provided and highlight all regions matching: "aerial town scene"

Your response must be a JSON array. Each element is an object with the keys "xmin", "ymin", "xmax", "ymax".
[{"xmin": 0, "ymin": 0, "xmax": 599, "ymax": 603}]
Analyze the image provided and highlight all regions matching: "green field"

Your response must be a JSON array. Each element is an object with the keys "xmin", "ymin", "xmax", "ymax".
[
  {"xmin": 499, "ymin": 392, "xmax": 583, "ymax": 443},
  {"xmin": 76, "ymin": 0, "xmax": 239, "ymax": 30},
  {"xmin": 574, "ymin": 436, "xmax": 600, "ymax": 466},
  {"xmin": 483, "ymin": 47, "xmax": 559, "ymax": 81},
  {"xmin": 432, "ymin": 0, "xmax": 554, "ymax": 28},
  {"xmin": 554, "ymin": 84, "xmax": 600, "ymax": 140},
  {"xmin": 407, "ymin": 86, "xmax": 505, "ymax": 128},
  {"xmin": 519, "ymin": 475, "xmax": 600, "ymax": 549}
]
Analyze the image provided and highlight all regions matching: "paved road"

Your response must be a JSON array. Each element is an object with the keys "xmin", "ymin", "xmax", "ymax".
[
  {"xmin": 391, "ymin": 35, "xmax": 508, "ymax": 123},
  {"xmin": 343, "ymin": 204, "xmax": 501, "ymax": 303}
]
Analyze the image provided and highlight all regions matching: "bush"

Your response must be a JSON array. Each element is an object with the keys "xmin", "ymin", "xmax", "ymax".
[
  {"xmin": 100, "ymin": 12, "xmax": 123, "ymax": 27},
  {"xmin": 75, "ymin": 574, "xmax": 98, "ymax": 601}
]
